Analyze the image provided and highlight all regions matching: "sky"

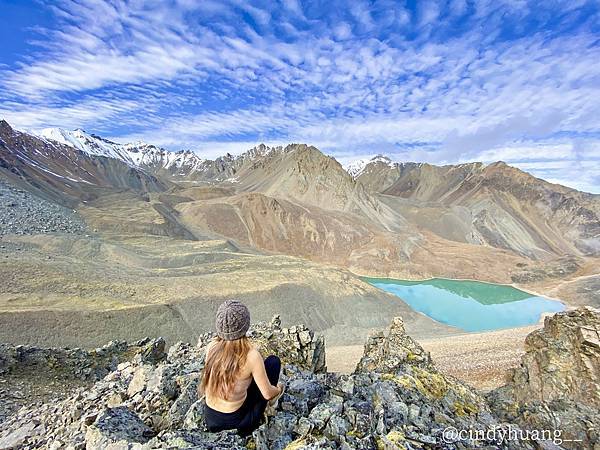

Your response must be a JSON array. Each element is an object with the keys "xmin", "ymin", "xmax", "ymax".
[{"xmin": 1, "ymin": 0, "xmax": 599, "ymax": 193}]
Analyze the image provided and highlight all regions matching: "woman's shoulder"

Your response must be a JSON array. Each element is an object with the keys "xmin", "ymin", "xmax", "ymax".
[{"xmin": 245, "ymin": 345, "xmax": 263, "ymax": 364}]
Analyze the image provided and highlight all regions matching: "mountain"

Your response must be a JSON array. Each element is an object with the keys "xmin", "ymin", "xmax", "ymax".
[
  {"xmin": 229, "ymin": 144, "xmax": 407, "ymax": 231},
  {"xmin": 0, "ymin": 121, "xmax": 169, "ymax": 205},
  {"xmin": 351, "ymin": 155, "xmax": 600, "ymax": 259},
  {"xmin": 35, "ymin": 129, "xmax": 287, "ymax": 184},
  {"xmin": 36, "ymin": 127, "xmax": 210, "ymax": 181},
  {"xmin": 3, "ymin": 120, "xmax": 598, "ymax": 273}
]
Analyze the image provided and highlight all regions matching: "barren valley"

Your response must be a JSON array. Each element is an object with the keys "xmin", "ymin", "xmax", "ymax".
[{"xmin": 0, "ymin": 120, "xmax": 598, "ymax": 388}]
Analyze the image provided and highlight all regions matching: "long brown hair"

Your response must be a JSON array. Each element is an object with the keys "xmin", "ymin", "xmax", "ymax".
[{"xmin": 200, "ymin": 336, "xmax": 252, "ymax": 400}]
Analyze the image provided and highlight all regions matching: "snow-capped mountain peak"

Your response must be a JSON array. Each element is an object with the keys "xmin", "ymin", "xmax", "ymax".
[
  {"xmin": 35, "ymin": 128, "xmax": 209, "ymax": 176},
  {"xmin": 37, "ymin": 128, "xmax": 137, "ymax": 166},
  {"xmin": 345, "ymin": 154, "xmax": 395, "ymax": 178}
]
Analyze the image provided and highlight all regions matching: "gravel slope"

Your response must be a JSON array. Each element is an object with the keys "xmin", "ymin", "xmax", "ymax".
[{"xmin": 0, "ymin": 179, "xmax": 86, "ymax": 235}]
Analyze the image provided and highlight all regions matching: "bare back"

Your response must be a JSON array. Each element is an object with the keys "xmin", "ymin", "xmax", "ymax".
[
  {"xmin": 203, "ymin": 341, "xmax": 249, "ymax": 412},
  {"xmin": 203, "ymin": 340, "xmax": 280, "ymax": 413}
]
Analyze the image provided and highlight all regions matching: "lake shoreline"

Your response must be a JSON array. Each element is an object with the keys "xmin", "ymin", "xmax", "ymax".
[
  {"xmin": 358, "ymin": 274, "xmax": 567, "ymax": 304},
  {"xmin": 326, "ymin": 274, "xmax": 569, "ymax": 389},
  {"xmin": 360, "ymin": 276, "xmax": 565, "ymax": 333}
]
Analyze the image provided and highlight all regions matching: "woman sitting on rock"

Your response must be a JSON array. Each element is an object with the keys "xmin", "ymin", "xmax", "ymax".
[{"xmin": 200, "ymin": 300, "xmax": 284, "ymax": 435}]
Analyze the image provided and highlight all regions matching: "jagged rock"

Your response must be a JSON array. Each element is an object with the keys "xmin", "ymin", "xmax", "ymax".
[
  {"xmin": 488, "ymin": 307, "xmax": 600, "ymax": 449},
  {"xmin": 127, "ymin": 366, "xmax": 150, "ymax": 397},
  {"xmin": 0, "ymin": 421, "xmax": 40, "ymax": 449},
  {"xmin": 2, "ymin": 314, "xmax": 593, "ymax": 449},
  {"xmin": 198, "ymin": 315, "xmax": 326, "ymax": 373},
  {"xmin": 134, "ymin": 337, "xmax": 167, "ymax": 364},
  {"xmin": 510, "ymin": 307, "xmax": 599, "ymax": 406},
  {"xmin": 84, "ymin": 407, "xmax": 155, "ymax": 449},
  {"xmin": 182, "ymin": 400, "xmax": 206, "ymax": 431},
  {"xmin": 355, "ymin": 316, "xmax": 432, "ymax": 373},
  {"xmin": 168, "ymin": 375, "xmax": 200, "ymax": 427},
  {"xmin": 147, "ymin": 429, "xmax": 246, "ymax": 449}
]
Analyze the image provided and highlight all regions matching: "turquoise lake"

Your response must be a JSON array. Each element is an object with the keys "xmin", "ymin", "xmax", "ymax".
[{"xmin": 363, "ymin": 277, "xmax": 565, "ymax": 332}]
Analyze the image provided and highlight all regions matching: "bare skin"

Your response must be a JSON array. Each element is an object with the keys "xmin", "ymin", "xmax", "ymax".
[{"xmin": 204, "ymin": 341, "xmax": 282, "ymax": 413}]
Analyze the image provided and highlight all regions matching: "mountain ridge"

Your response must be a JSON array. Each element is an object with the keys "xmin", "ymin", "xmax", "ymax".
[{"xmin": 2, "ymin": 120, "xmax": 599, "ymax": 264}]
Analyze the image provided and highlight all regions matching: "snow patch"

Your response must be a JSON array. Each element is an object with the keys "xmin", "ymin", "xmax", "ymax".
[
  {"xmin": 344, "ymin": 154, "xmax": 395, "ymax": 178},
  {"xmin": 35, "ymin": 128, "xmax": 207, "ymax": 174}
]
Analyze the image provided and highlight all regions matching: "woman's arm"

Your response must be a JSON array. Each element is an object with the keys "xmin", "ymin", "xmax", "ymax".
[{"xmin": 248, "ymin": 349, "xmax": 281, "ymax": 400}]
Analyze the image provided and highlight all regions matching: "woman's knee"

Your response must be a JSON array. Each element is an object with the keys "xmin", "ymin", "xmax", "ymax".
[
  {"xmin": 264, "ymin": 355, "xmax": 281, "ymax": 378},
  {"xmin": 265, "ymin": 354, "xmax": 280, "ymax": 367}
]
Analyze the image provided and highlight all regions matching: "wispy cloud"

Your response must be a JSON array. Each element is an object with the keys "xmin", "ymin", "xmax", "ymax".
[{"xmin": 1, "ymin": 0, "xmax": 599, "ymax": 192}]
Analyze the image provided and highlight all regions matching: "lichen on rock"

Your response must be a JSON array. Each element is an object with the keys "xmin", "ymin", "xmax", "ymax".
[
  {"xmin": 488, "ymin": 306, "xmax": 600, "ymax": 449},
  {"xmin": 0, "ymin": 310, "xmax": 597, "ymax": 449}
]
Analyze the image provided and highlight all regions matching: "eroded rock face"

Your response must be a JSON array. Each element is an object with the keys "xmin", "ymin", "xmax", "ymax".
[
  {"xmin": 488, "ymin": 307, "xmax": 600, "ymax": 449},
  {"xmin": 514, "ymin": 307, "xmax": 599, "ymax": 407}
]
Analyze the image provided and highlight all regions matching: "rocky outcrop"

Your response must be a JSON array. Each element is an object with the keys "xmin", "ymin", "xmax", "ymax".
[
  {"xmin": 0, "ymin": 338, "xmax": 165, "ymax": 380},
  {"xmin": 0, "ymin": 316, "xmax": 539, "ymax": 450},
  {"xmin": 197, "ymin": 315, "xmax": 326, "ymax": 373},
  {"xmin": 488, "ymin": 307, "xmax": 600, "ymax": 449},
  {"xmin": 356, "ymin": 316, "xmax": 432, "ymax": 373},
  {"xmin": 0, "ymin": 318, "xmax": 326, "ymax": 449},
  {"xmin": 0, "ymin": 338, "xmax": 168, "ymax": 426},
  {"xmin": 2, "ymin": 311, "xmax": 598, "ymax": 449}
]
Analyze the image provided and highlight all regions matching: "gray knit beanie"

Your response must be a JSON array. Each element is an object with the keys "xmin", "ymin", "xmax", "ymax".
[{"xmin": 215, "ymin": 300, "xmax": 250, "ymax": 341}]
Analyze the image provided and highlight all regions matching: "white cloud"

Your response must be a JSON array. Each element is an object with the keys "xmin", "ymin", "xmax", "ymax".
[{"xmin": 1, "ymin": 0, "xmax": 599, "ymax": 192}]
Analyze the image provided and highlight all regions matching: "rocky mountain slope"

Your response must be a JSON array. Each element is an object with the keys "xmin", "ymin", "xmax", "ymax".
[
  {"xmin": 0, "ymin": 121, "xmax": 169, "ymax": 206},
  {"xmin": 175, "ymin": 191, "xmax": 412, "ymax": 273},
  {"xmin": 16, "ymin": 122, "xmax": 599, "ymax": 265},
  {"xmin": 232, "ymin": 145, "xmax": 399, "ymax": 223},
  {"xmin": 1, "ymin": 308, "xmax": 597, "ymax": 449},
  {"xmin": 354, "ymin": 155, "xmax": 600, "ymax": 259},
  {"xmin": 37, "ymin": 128, "xmax": 212, "ymax": 181},
  {"xmin": 0, "ymin": 180, "xmax": 85, "ymax": 235}
]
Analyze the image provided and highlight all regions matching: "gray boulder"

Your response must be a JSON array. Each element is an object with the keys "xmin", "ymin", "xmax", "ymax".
[{"xmin": 84, "ymin": 407, "xmax": 155, "ymax": 449}]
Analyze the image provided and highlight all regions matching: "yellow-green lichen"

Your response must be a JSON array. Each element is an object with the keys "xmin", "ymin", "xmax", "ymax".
[
  {"xmin": 382, "ymin": 368, "xmax": 449, "ymax": 399},
  {"xmin": 453, "ymin": 401, "xmax": 479, "ymax": 416},
  {"xmin": 284, "ymin": 438, "xmax": 308, "ymax": 450},
  {"xmin": 413, "ymin": 367, "xmax": 449, "ymax": 398},
  {"xmin": 347, "ymin": 429, "xmax": 365, "ymax": 439},
  {"xmin": 386, "ymin": 430, "xmax": 406, "ymax": 444},
  {"xmin": 375, "ymin": 430, "xmax": 407, "ymax": 450}
]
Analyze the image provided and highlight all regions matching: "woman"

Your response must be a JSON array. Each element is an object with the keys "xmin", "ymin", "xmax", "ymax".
[{"xmin": 200, "ymin": 300, "xmax": 284, "ymax": 435}]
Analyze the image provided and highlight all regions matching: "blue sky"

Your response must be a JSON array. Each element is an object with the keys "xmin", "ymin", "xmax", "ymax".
[{"xmin": 1, "ymin": 0, "xmax": 599, "ymax": 193}]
